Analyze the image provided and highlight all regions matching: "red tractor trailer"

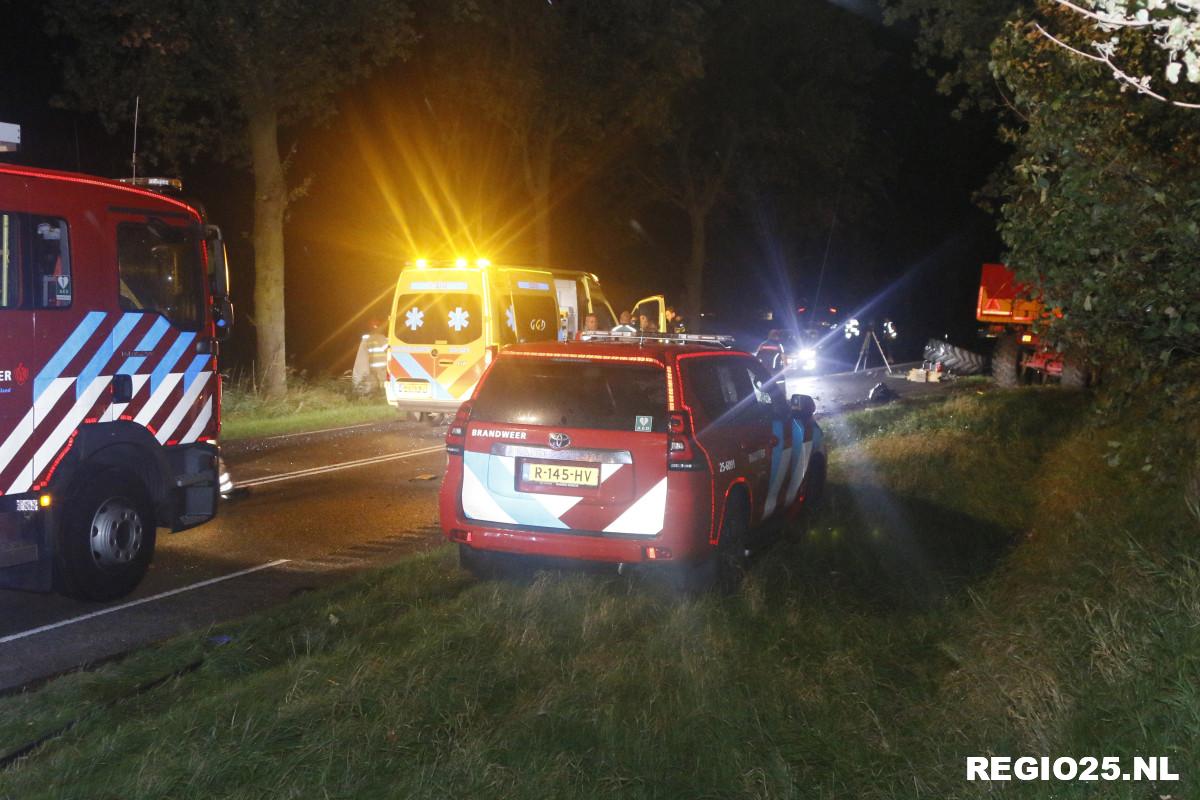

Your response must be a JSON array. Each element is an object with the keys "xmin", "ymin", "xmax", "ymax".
[
  {"xmin": 0, "ymin": 165, "xmax": 233, "ymax": 600},
  {"xmin": 977, "ymin": 263, "xmax": 1090, "ymax": 388}
]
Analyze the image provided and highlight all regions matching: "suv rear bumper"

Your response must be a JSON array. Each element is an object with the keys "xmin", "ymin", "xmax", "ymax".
[{"xmin": 439, "ymin": 466, "xmax": 713, "ymax": 564}]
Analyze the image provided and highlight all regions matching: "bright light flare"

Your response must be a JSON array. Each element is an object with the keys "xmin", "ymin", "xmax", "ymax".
[
  {"xmin": 844, "ymin": 318, "xmax": 861, "ymax": 339},
  {"xmin": 414, "ymin": 258, "xmax": 429, "ymax": 268}
]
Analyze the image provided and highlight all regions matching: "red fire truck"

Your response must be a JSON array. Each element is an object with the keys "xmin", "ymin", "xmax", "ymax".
[{"xmin": 0, "ymin": 165, "xmax": 232, "ymax": 600}]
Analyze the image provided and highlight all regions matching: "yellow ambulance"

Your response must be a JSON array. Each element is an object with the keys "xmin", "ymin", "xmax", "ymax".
[{"xmin": 384, "ymin": 260, "xmax": 619, "ymax": 420}]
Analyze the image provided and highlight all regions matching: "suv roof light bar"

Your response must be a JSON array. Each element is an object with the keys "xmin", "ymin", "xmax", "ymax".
[
  {"xmin": 578, "ymin": 332, "xmax": 736, "ymax": 349},
  {"xmin": 116, "ymin": 176, "xmax": 184, "ymax": 193}
]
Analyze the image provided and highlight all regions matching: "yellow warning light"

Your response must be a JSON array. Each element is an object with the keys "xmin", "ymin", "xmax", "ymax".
[
  {"xmin": 38, "ymin": 494, "xmax": 52, "ymax": 508},
  {"xmin": 476, "ymin": 258, "xmax": 491, "ymax": 268},
  {"xmin": 414, "ymin": 258, "xmax": 429, "ymax": 269},
  {"xmin": 455, "ymin": 257, "xmax": 468, "ymax": 268},
  {"xmin": 1021, "ymin": 333, "xmax": 1034, "ymax": 343}
]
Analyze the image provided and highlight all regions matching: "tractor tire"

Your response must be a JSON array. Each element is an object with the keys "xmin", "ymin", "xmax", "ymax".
[
  {"xmin": 924, "ymin": 339, "xmax": 988, "ymax": 375},
  {"xmin": 1060, "ymin": 355, "xmax": 1091, "ymax": 389},
  {"xmin": 56, "ymin": 469, "xmax": 157, "ymax": 602},
  {"xmin": 991, "ymin": 334, "xmax": 1022, "ymax": 389}
]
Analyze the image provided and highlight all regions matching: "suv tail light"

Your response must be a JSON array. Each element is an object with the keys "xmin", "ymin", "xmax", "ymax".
[
  {"xmin": 667, "ymin": 410, "xmax": 704, "ymax": 471},
  {"xmin": 446, "ymin": 400, "xmax": 474, "ymax": 455}
]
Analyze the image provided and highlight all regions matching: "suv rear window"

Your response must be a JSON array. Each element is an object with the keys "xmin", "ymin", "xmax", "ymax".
[{"xmin": 472, "ymin": 357, "xmax": 668, "ymax": 432}]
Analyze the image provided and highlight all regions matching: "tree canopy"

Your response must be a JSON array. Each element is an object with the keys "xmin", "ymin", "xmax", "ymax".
[
  {"xmin": 48, "ymin": 0, "xmax": 417, "ymax": 395},
  {"xmin": 884, "ymin": 0, "xmax": 1200, "ymax": 388}
]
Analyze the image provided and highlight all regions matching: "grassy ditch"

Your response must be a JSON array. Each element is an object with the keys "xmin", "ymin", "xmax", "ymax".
[
  {"xmin": 220, "ymin": 374, "xmax": 396, "ymax": 441},
  {"xmin": 2, "ymin": 389, "xmax": 1197, "ymax": 799}
]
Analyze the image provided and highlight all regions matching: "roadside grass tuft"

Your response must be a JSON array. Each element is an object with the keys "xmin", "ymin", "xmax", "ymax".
[
  {"xmin": 2, "ymin": 388, "xmax": 1197, "ymax": 799},
  {"xmin": 221, "ymin": 372, "xmax": 394, "ymax": 441}
]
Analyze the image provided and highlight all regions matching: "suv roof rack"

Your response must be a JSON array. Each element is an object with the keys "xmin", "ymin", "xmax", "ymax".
[{"xmin": 579, "ymin": 332, "xmax": 736, "ymax": 349}]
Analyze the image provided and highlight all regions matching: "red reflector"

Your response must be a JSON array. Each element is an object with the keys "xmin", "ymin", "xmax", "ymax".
[
  {"xmin": 645, "ymin": 546, "xmax": 672, "ymax": 560},
  {"xmin": 449, "ymin": 528, "xmax": 472, "ymax": 543}
]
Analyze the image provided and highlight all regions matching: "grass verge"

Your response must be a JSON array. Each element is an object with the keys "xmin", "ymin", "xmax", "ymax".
[
  {"xmin": 2, "ymin": 388, "xmax": 1197, "ymax": 799},
  {"xmin": 220, "ymin": 376, "xmax": 395, "ymax": 441}
]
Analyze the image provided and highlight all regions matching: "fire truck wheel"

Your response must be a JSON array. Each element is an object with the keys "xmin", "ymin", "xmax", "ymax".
[
  {"xmin": 992, "ymin": 334, "xmax": 1022, "ymax": 388},
  {"xmin": 56, "ymin": 469, "xmax": 157, "ymax": 602}
]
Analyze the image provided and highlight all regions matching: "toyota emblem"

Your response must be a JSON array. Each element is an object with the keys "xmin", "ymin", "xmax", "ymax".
[{"xmin": 548, "ymin": 432, "xmax": 571, "ymax": 450}]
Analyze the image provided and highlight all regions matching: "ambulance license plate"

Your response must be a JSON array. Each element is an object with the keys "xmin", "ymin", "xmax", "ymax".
[
  {"xmin": 523, "ymin": 463, "xmax": 600, "ymax": 488},
  {"xmin": 398, "ymin": 381, "xmax": 430, "ymax": 396}
]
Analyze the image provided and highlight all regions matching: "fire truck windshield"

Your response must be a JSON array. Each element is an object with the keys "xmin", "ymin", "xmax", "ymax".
[{"xmin": 116, "ymin": 221, "xmax": 206, "ymax": 329}]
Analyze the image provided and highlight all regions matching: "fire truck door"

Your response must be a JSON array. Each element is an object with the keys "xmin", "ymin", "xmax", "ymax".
[{"xmin": 0, "ymin": 183, "xmax": 35, "ymax": 493}]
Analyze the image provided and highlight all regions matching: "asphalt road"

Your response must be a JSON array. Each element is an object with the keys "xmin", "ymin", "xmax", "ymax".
[
  {"xmin": 0, "ymin": 418, "xmax": 450, "ymax": 692},
  {"xmin": 0, "ymin": 362, "xmax": 961, "ymax": 693}
]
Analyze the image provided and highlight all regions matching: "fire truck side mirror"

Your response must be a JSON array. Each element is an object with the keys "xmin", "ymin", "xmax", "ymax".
[{"xmin": 205, "ymin": 225, "xmax": 234, "ymax": 342}]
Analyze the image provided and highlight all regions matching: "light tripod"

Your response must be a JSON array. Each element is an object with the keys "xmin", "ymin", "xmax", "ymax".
[{"xmin": 853, "ymin": 328, "xmax": 894, "ymax": 374}]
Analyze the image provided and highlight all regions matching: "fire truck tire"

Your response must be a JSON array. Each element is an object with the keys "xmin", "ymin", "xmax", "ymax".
[
  {"xmin": 991, "ymin": 334, "xmax": 1022, "ymax": 388},
  {"xmin": 800, "ymin": 453, "xmax": 826, "ymax": 514},
  {"xmin": 56, "ymin": 469, "xmax": 157, "ymax": 602}
]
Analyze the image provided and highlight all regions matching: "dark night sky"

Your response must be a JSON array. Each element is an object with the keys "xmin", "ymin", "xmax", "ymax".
[{"xmin": 1, "ymin": 1, "xmax": 1006, "ymax": 375}]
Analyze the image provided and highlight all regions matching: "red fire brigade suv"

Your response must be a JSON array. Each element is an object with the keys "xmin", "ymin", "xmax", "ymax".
[
  {"xmin": 439, "ymin": 334, "xmax": 825, "ymax": 590},
  {"xmin": 0, "ymin": 165, "xmax": 232, "ymax": 600}
]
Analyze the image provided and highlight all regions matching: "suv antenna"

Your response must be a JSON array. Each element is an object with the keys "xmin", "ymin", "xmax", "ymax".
[{"xmin": 131, "ymin": 95, "xmax": 140, "ymax": 179}]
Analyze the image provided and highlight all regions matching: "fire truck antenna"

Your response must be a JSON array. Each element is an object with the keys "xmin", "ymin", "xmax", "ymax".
[{"xmin": 131, "ymin": 95, "xmax": 140, "ymax": 179}]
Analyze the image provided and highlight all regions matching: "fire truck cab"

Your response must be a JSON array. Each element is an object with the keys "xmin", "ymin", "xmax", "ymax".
[{"xmin": 0, "ymin": 165, "xmax": 231, "ymax": 600}]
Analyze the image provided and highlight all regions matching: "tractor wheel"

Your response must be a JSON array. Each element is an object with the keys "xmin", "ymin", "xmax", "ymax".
[
  {"xmin": 1060, "ymin": 355, "xmax": 1091, "ymax": 389},
  {"xmin": 992, "ymin": 334, "xmax": 1022, "ymax": 388},
  {"xmin": 931, "ymin": 340, "xmax": 988, "ymax": 375}
]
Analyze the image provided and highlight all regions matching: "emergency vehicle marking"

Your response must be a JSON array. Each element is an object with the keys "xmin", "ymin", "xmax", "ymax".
[
  {"xmin": 471, "ymin": 429, "xmax": 527, "ymax": 440},
  {"xmin": 602, "ymin": 476, "xmax": 667, "ymax": 535},
  {"xmin": 460, "ymin": 450, "xmax": 661, "ymax": 533},
  {"xmin": 0, "ymin": 311, "xmax": 217, "ymax": 495}
]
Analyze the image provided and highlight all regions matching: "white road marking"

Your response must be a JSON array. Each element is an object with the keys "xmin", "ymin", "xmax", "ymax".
[
  {"xmin": 0, "ymin": 560, "xmax": 291, "ymax": 645},
  {"xmin": 233, "ymin": 445, "xmax": 445, "ymax": 489}
]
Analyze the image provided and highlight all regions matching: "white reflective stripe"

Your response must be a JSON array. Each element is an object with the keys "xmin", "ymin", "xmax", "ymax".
[
  {"xmin": 134, "ymin": 372, "xmax": 182, "ymax": 426},
  {"xmin": 0, "ymin": 407, "xmax": 37, "ymax": 475},
  {"xmin": 461, "ymin": 458, "xmax": 516, "ymax": 524},
  {"xmin": 155, "ymin": 372, "xmax": 211, "ymax": 443},
  {"xmin": 10, "ymin": 377, "xmax": 109, "ymax": 494},
  {"xmin": 761, "ymin": 446, "xmax": 791, "ymax": 518},
  {"xmin": 783, "ymin": 440, "xmax": 813, "ymax": 507},
  {"xmin": 532, "ymin": 493, "xmax": 584, "ymax": 519},
  {"xmin": 603, "ymin": 476, "xmax": 668, "ymax": 535},
  {"xmin": 181, "ymin": 398, "xmax": 213, "ymax": 443},
  {"xmin": 600, "ymin": 463, "xmax": 625, "ymax": 482}
]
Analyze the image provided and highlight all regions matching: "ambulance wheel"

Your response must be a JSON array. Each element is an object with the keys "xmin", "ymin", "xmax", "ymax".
[{"xmin": 56, "ymin": 469, "xmax": 157, "ymax": 602}]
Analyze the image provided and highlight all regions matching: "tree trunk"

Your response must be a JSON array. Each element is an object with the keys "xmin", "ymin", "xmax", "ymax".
[
  {"xmin": 686, "ymin": 206, "xmax": 707, "ymax": 332},
  {"xmin": 248, "ymin": 107, "xmax": 288, "ymax": 398},
  {"xmin": 532, "ymin": 146, "xmax": 553, "ymax": 266}
]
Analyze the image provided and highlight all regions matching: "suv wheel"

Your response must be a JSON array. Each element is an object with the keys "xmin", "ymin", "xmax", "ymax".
[
  {"xmin": 667, "ymin": 493, "xmax": 750, "ymax": 595},
  {"xmin": 459, "ymin": 544, "xmax": 499, "ymax": 579}
]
